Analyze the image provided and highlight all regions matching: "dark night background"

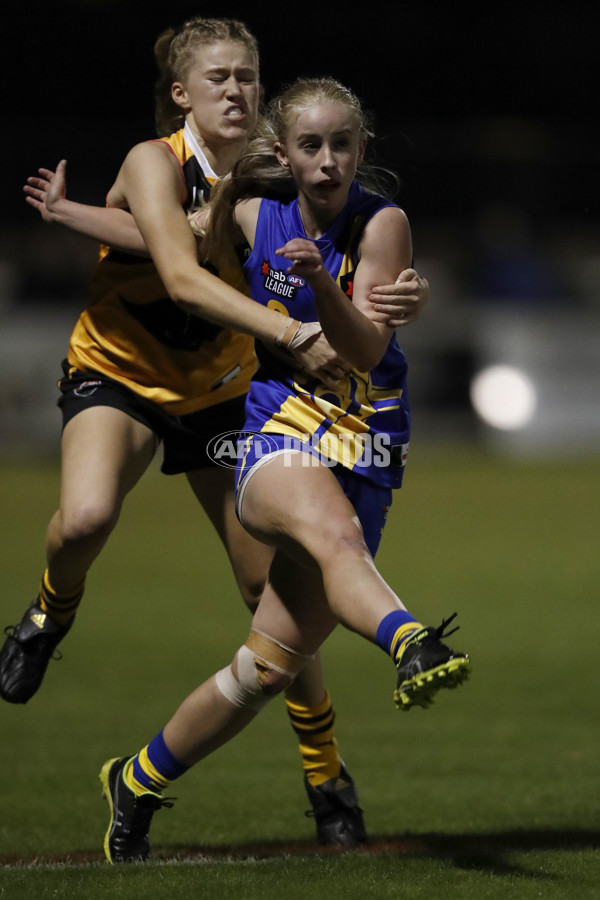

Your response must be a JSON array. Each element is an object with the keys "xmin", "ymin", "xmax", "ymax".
[
  {"xmin": 4, "ymin": 1, "xmax": 599, "ymax": 241},
  {"xmin": 1, "ymin": 0, "xmax": 599, "ymax": 451}
]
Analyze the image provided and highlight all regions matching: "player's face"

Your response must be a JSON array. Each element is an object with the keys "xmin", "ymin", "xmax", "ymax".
[
  {"xmin": 172, "ymin": 40, "xmax": 259, "ymax": 159},
  {"xmin": 276, "ymin": 102, "xmax": 366, "ymax": 225}
]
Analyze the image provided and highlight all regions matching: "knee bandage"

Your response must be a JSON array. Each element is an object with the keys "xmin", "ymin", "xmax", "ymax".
[{"xmin": 215, "ymin": 629, "xmax": 312, "ymax": 712}]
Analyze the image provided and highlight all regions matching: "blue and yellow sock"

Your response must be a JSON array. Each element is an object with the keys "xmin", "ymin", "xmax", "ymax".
[
  {"xmin": 286, "ymin": 691, "xmax": 342, "ymax": 787},
  {"xmin": 39, "ymin": 569, "xmax": 84, "ymax": 625},
  {"xmin": 125, "ymin": 731, "xmax": 189, "ymax": 796},
  {"xmin": 376, "ymin": 610, "xmax": 424, "ymax": 663}
]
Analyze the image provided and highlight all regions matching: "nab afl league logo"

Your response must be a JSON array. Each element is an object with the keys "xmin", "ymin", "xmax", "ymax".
[{"xmin": 262, "ymin": 261, "xmax": 305, "ymax": 298}]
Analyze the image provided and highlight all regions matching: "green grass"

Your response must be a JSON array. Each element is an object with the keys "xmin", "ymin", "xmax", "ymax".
[{"xmin": 1, "ymin": 447, "xmax": 600, "ymax": 898}]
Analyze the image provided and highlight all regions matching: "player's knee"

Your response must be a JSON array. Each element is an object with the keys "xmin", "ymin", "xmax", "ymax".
[
  {"xmin": 59, "ymin": 502, "xmax": 119, "ymax": 547},
  {"xmin": 255, "ymin": 664, "xmax": 292, "ymax": 696},
  {"xmin": 215, "ymin": 630, "xmax": 311, "ymax": 712},
  {"xmin": 314, "ymin": 515, "xmax": 368, "ymax": 565},
  {"xmin": 335, "ymin": 518, "xmax": 370, "ymax": 558}
]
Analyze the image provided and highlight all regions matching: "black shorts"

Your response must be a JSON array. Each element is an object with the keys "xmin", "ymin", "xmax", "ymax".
[{"xmin": 57, "ymin": 361, "xmax": 247, "ymax": 475}]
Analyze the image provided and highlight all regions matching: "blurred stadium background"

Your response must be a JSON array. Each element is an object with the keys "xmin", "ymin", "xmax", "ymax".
[{"xmin": 1, "ymin": 1, "xmax": 598, "ymax": 462}]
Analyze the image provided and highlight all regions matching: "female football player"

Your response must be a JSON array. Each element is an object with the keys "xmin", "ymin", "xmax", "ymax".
[{"xmin": 97, "ymin": 76, "xmax": 468, "ymax": 864}]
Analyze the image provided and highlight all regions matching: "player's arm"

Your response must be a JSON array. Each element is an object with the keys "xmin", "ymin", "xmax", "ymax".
[
  {"xmin": 276, "ymin": 206, "xmax": 412, "ymax": 371},
  {"xmin": 23, "ymin": 159, "xmax": 149, "ymax": 253},
  {"xmin": 116, "ymin": 144, "xmax": 344, "ymax": 386},
  {"xmin": 118, "ymin": 144, "xmax": 290, "ymax": 340}
]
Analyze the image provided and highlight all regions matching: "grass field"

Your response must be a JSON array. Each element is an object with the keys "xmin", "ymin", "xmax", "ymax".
[{"xmin": 1, "ymin": 447, "xmax": 599, "ymax": 898}]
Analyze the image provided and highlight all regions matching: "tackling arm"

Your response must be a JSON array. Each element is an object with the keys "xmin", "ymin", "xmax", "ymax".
[{"xmin": 23, "ymin": 159, "xmax": 149, "ymax": 254}]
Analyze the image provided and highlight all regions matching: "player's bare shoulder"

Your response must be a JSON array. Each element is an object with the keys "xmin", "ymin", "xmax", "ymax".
[
  {"xmin": 234, "ymin": 197, "xmax": 262, "ymax": 246},
  {"xmin": 365, "ymin": 205, "xmax": 410, "ymax": 244},
  {"xmin": 360, "ymin": 205, "xmax": 412, "ymax": 265},
  {"xmin": 107, "ymin": 141, "xmax": 184, "ymax": 208}
]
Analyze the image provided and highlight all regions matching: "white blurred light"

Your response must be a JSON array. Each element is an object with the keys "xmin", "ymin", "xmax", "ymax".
[{"xmin": 470, "ymin": 365, "xmax": 537, "ymax": 430}]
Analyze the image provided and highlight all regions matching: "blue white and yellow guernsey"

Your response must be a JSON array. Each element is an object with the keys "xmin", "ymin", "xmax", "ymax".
[
  {"xmin": 66, "ymin": 123, "xmax": 256, "ymax": 416},
  {"xmin": 240, "ymin": 180, "xmax": 411, "ymax": 490}
]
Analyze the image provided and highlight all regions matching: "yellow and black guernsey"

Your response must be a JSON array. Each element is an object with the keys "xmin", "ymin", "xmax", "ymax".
[
  {"xmin": 241, "ymin": 181, "xmax": 410, "ymax": 489},
  {"xmin": 67, "ymin": 123, "xmax": 256, "ymax": 415}
]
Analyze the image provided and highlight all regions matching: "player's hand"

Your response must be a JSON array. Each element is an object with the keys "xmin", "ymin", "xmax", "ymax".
[
  {"xmin": 367, "ymin": 268, "xmax": 430, "ymax": 326},
  {"xmin": 23, "ymin": 159, "xmax": 68, "ymax": 223},
  {"xmin": 291, "ymin": 331, "xmax": 351, "ymax": 391},
  {"xmin": 275, "ymin": 238, "xmax": 323, "ymax": 277}
]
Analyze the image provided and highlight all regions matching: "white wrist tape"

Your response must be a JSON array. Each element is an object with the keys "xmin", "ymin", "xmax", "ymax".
[{"xmin": 287, "ymin": 321, "xmax": 322, "ymax": 350}]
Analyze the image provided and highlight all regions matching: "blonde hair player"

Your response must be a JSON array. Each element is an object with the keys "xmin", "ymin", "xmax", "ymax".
[
  {"xmin": 4, "ymin": 19, "xmax": 429, "ymax": 847},
  {"xmin": 96, "ymin": 76, "xmax": 469, "ymax": 864}
]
